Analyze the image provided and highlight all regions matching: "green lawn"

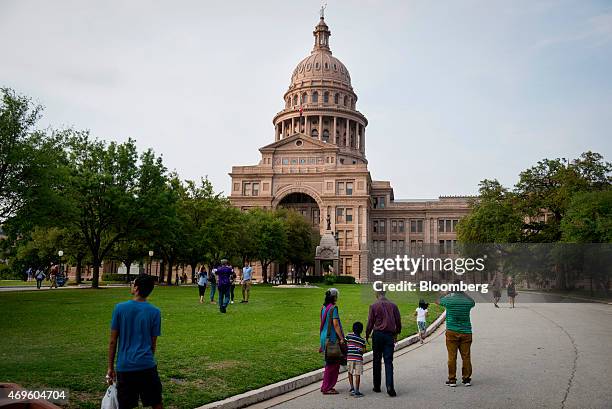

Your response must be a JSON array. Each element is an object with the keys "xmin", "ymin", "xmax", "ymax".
[{"xmin": 0, "ymin": 284, "xmax": 442, "ymax": 409}]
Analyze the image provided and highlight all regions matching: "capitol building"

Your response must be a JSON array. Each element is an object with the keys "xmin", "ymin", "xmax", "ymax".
[{"xmin": 229, "ymin": 14, "xmax": 471, "ymax": 281}]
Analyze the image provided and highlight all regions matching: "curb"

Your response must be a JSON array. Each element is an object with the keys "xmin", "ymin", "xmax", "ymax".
[
  {"xmin": 519, "ymin": 290, "xmax": 612, "ymax": 305},
  {"xmin": 195, "ymin": 311, "xmax": 447, "ymax": 409}
]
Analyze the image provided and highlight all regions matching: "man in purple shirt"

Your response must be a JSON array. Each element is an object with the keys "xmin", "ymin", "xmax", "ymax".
[
  {"xmin": 215, "ymin": 259, "xmax": 234, "ymax": 313},
  {"xmin": 366, "ymin": 290, "xmax": 401, "ymax": 397}
]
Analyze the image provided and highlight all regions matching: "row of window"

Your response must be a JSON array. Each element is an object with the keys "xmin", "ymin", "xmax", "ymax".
[
  {"xmin": 439, "ymin": 240, "xmax": 458, "ymax": 254},
  {"xmin": 373, "ymin": 219, "xmax": 423, "ymax": 234},
  {"xmin": 243, "ymin": 182, "xmax": 260, "ymax": 196},
  {"xmin": 336, "ymin": 230, "xmax": 354, "ymax": 248},
  {"xmin": 373, "ymin": 196, "xmax": 386, "ymax": 209},
  {"xmin": 372, "ymin": 239, "xmax": 458, "ymax": 254},
  {"xmin": 439, "ymin": 219, "xmax": 459, "ymax": 233},
  {"xmin": 274, "ymin": 157, "xmax": 325, "ymax": 166},
  {"xmin": 287, "ymin": 92, "xmax": 355, "ymax": 109}
]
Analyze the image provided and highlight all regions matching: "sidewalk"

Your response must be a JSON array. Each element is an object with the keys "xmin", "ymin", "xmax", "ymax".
[{"xmin": 253, "ymin": 301, "xmax": 612, "ymax": 409}]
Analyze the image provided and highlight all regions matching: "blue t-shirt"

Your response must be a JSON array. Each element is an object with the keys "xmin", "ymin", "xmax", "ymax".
[
  {"xmin": 111, "ymin": 300, "xmax": 161, "ymax": 372},
  {"xmin": 242, "ymin": 266, "xmax": 253, "ymax": 281},
  {"xmin": 320, "ymin": 305, "xmax": 342, "ymax": 351},
  {"xmin": 216, "ymin": 265, "xmax": 233, "ymax": 286}
]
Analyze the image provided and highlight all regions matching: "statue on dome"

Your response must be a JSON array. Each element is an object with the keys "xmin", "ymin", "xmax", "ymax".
[{"xmin": 320, "ymin": 3, "xmax": 326, "ymax": 19}]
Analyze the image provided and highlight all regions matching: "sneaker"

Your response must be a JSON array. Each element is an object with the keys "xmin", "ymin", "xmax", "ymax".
[
  {"xmin": 462, "ymin": 378, "xmax": 471, "ymax": 387},
  {"xmin": 349, "ymin": 388, "xmax": 355, "ymax": 396},
  {"xmin": 446, "ymin": 380, "xmax": 457, "ymax": 387},
  {"xmin": 230, "ymin": 301, "xmax": 234, "ymax": 304},
  {"xmin": 240, "ymin": 300, "xmax": 246, "ymax": 303},
  {"xmin": 354, "ymin": 391, "xmax": 364, "ymax": 398},
  {"xmin": 387, "ymin": 389, "xmax": 397, "ymax": 397}
]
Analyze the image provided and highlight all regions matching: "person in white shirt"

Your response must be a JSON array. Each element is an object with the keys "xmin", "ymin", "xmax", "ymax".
[{"xmin": 414, "ymin": 299, "xmax": 429, "ymax": 344}]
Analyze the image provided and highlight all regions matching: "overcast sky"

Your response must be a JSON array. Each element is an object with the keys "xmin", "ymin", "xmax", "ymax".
[{"xmin": 1, "ymin": 0, "xmax": 611, "ymax": 198}]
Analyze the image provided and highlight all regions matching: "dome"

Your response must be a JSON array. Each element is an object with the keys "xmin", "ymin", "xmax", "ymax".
[
  {"xmin": 291, "ymin": 52, "xmax": 351, "ymax": 87},
  {"xmin": 289, "ymin": 17, "xmax": 351, "ymax": 88}
]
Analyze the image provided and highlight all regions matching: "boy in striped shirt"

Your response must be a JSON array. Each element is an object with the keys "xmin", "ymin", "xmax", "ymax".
[{"xmin": 346, "ymin": 321, "xmax": 367, "ymax": 397}]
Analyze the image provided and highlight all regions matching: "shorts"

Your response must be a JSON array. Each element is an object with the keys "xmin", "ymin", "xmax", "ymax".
[
  {"xmin": 493, "ymin": 290, "xmax": 501, "ymax": 298},
  {"xmin": 117, "ymin": 366, "xmax": 162, "ymax": 409},
  {"xmin": 198, "ymin": 285, "xmax": 207, "ymax": 296},
  {"xmin": 347, "ymin": 360, "xmax": 363, "ymax": 375},
  {"xmin": 417, "ymin": 321, "xmax": 426, "ymax": 332}
]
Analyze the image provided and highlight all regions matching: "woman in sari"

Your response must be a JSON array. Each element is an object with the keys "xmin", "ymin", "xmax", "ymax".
[{"xmin": 319, "ymin": 288, "xmax": 345, "ymax": 394}]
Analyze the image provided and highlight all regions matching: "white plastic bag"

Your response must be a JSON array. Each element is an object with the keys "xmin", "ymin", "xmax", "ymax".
[{"xmin": 101, "ymin": 384, "xmax": 119, "ymax": 409}]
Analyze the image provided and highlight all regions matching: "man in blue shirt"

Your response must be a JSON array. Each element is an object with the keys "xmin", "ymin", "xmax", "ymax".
[
  {"xmin": 241, "ymin": 263, "xmax": 253, "ymax": 303},
  {"xmin": 215, "ymin": 259, "xmax": 234, "ymax": 313},
  {"xmin": 107, "ymin": 274, "xmax": 163, "ymax": 409}
]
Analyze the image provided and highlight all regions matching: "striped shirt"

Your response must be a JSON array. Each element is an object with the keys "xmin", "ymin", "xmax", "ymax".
[
  {"xmin": 345, "ymin": 333, "xmax": 366, "ymax": 362},
  {"xmin": 440, "ymin": 292, "xmax": 475, "ymax": 334}
]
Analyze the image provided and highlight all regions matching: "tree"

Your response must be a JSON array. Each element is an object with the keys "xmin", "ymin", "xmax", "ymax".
[
  {"xmin": 0, "ymin": 88, "xmax": 66, "ymax": 226},
  {"xmin": 251, "ymin": 209, "xmax": 288, "ymax": 283},
  {"xmin": 60, "ymin": 132, "xmax": 169, "ymax": 288},
  {"xmin": 562, "ymin": 190, "xmax": 612, "ymax": 243}
]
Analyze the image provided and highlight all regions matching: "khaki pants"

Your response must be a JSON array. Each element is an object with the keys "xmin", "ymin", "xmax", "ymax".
[
  {"xmin": 445, "ymin": 329, "xmax": 472, "ymax": 381},
  {"xmin": 242, "ymin": 280, "xmax": 251, "ymax": 301}
]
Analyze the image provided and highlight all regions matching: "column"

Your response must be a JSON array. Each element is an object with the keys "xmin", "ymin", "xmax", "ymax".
[
  {"xmin": 345, "ymin": 118, "xmax": 350, "ymax": 147},
  {"xmin": 355, "ymin": 122, "xmax": 360, "ymax": 149},
  {"xmin": 291, "ymin": 117, "xmax": 295, "ymax": 135},
  {"xmin": 281, "ymin": 120, "xmax": 285, "ymax": 139},
  {"xmin": 361, "ymin": 127, "xmax": 365, "ymax": 152},
  {"xmin": 319, "ymin": 115, "xmax": 323, "ymax": 141},
  {"xmin": 275, "ymin": 123, "xmax": 280, "ymax": 141},
  {"xmin": 333, "ymin": 116, "xmax": 337, "ymax": 144}
]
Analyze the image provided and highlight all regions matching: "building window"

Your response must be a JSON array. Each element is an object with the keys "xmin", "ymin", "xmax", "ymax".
[
  {"xmin": 252, "ymin": 182, "xmax": 259, "ymax": 196},
  {"xmin": 346, "ymin": 230, "xmax": 353, "ymax": 247},
  {"xmin": 312, "ymin": 129, "xmax": 318, "ymax": 138},
  {"xmin": 337, "ymin": 181, "xmax": 345, "ymax": 195},
  {"xmin": 312, "ymin": 91, "xmax": 318, "ymax": 103},
  {"xmin": 301, "ymin": 93, "xmax": 307, "ymax": 104},
  {"xmin": 373, "ymin": 220, "xmax": 378, "ymax": 233},
  {"xmin": 293, "ymin": 95, "xmax": 298, "ymax": 105},
  {"xmin": 374, "ymin": 196, "xmax": 386, "ymax": 209},
  {"xmin": 346, "ymin": 208, "xmax": 353, "ymax": 223},
  {"xmin": 322, "ymin": 129, "xmax": 329, "ymax": 142},
  {"xmin": 323, "ymin": 92, "xmax": 329, "ymax": 103},
  {"xmin": 243, "ymin": 182, "xmax": 251, "ymax": 196},
  {"xmin": 392, "ymin": 220, "xmax": 397, "ymax": 233},
  {"xmin": 344, "ymin": 95, "xmax": 348, "ymax": 106},
  {"xmin": 439, "ymin": 240, "xmax": 455, "ymax": 254},
  {"xmin": 282, "ymin": 158, "xmax": 289, "ymax": 165},
  {"xmin": 410, "ymin": 219, "xmax": 423, "ymax": 233},
  {"xmin": 337, "ymin": 231, "xmax": 344, "ymax": 247},
  {"xmin": 334, "ymin": 93, "xmax": 339, "ymax": 104},
  {"xmin": 336, "ymin": 208, "xmax": 344, "ymax": 223},
  {"xmin": 438, "ymin": 219, "xmax": 459, "ymax": 233},
  {"xmin": 344, "ymin": 257, "xmax": 352, "ymax": 274},
  {"xmin": 398, "ymin": 220, "xmax": 404, "ymax": 232},
  {"xmin": 346, "ymin": 182, "xmax": 353, "ymax": 195}
]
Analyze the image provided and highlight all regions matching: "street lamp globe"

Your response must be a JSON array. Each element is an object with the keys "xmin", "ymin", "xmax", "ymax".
[
  {"xmin": 58, "ymin": 250, "xmax": 64, "ymax": 257},
  {"xmin": 149, "ymin": 250, "xmax": 154, "ymax": 257}
]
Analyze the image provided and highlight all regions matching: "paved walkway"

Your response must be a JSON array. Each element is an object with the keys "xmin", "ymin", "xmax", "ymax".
[{"xmin": 252, "ymin": 296, "xmax": 612, "ymax": 409}]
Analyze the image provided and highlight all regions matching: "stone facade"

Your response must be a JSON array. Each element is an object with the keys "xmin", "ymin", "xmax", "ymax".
[{"xmin": 229, "ymin": 15, "xmax": 472, "ymax": 281}]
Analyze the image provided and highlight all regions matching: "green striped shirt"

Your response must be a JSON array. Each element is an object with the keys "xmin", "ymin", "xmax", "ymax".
[{"xmin": 440, "ymin": 293, "xmax": 475, "ymax": 334}]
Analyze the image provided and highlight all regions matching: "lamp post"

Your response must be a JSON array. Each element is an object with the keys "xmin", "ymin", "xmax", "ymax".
[
  {"xmin": 58, "ymin": 250, "xmax": 64, "ymax": 277},
  {"xmin": 148, "ymin": 250, "xmax": 154, "ymax": 275}
]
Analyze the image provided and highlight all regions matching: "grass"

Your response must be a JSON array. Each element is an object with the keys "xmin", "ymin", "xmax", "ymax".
[
  {"xmin": 0, "ymin": 284, "xmax": 442, "ymax": 409},
  {"xmin": 0, "ymin": 279, "xmax": 129, "ymax": 287}
]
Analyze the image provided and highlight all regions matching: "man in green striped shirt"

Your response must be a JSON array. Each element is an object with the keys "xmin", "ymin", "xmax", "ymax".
[{"xmin": 439, "ymin": 290, "xmax": 475, "ymax": 387}]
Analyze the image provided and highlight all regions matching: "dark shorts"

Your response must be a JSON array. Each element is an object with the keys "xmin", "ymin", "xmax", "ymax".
[
  {"xmin": 493, "ymin": 290, "xmax": 501, "ymax": 298},
  {"xmin": 198, "ymin": 285, "xmax": 207, "ymax": 296},
  {"xmin": 117, "ymin": 366, "xmax": 162, "ymax": 409}
]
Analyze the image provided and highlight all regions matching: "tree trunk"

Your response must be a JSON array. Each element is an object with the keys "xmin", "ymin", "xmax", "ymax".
[
  {"xmin": 92, "ymin": 259, "xmax": 101, "ymax": 288},
  {"xmin": 261, "ymin": 261, "xmax": 268, "ymax": 283},
  {"xmin": 167, "ymin": 260, "xmax": 173, "ymax": 285},
  {"xmin": 76, "ymin": 255, "xmax": 83, "ymax": 284},
  {"xmin": 191, "ymin": 264, "xmax": 197, "ymax": 284},
  {"xmin": 124, "ymin": 259, "xmax": 133, "ymax": 283},
  {"xmin": 159, "ymin": 260, "xmax": 165, "ymax": 283}
]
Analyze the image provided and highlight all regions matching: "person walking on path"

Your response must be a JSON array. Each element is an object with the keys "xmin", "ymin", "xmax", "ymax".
[
  {"xmin": 365, "ymin": 290, "xmax": 401, "ymax": 397},
  {"xmin": 35, "ymin": 269, "xmax": 46, "ymax": 289},
  {"xmin": 49, "ymin": 264, "xmax": 58, "ymax": 289},
  {"xmin": 241, "ymin": 263, "xmax": 253, "ymax": 303},
  {"xmin": 438, "ymin": 288, "xmax": 476, "ymax": 387},
  {"xmin": 320, "ymin": 288, "xmax": 345, "ymax": 395},
  {"xmin": 197, "ymin": 267, "xmax": 208, "ymax": 304},
  {"xmin": 489, "ymin": 271, "xmax": 503, "ymax": 308},
  {"xmin": 415, "ymin": 299, "xmax": 429, "ymax": 344},
  {"xmin": 208, "ymin": 268, "xmax": 217, "ymax": 304},
  {"xmin": 107, "ymin": 274, "xmax": 163, "ymax": 409},
  {"xmin": 507, "ymin": 276, "xmax": 517, "ymax": 308},
  {"xmin": 215, "ymin": 260, "xmax": 233, "ymax": 313},
  {"xmin": 346, "ymin": 321, "xmax": 367, "ymax": 398}
]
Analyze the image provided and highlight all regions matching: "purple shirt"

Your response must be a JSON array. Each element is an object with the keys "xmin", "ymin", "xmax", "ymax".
[
  {"xmin": 366, "ymin": 297, "xmax": 402, "ymax": 338},
  {"xmin": 215, "ymin": 265, "xmax": 233, "ymax": 286}
]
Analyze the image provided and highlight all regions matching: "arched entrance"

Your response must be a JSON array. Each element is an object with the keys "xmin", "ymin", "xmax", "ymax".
[{"xmin": 277, "ymin": 192, "xmax": 321, "ymax": 229}]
